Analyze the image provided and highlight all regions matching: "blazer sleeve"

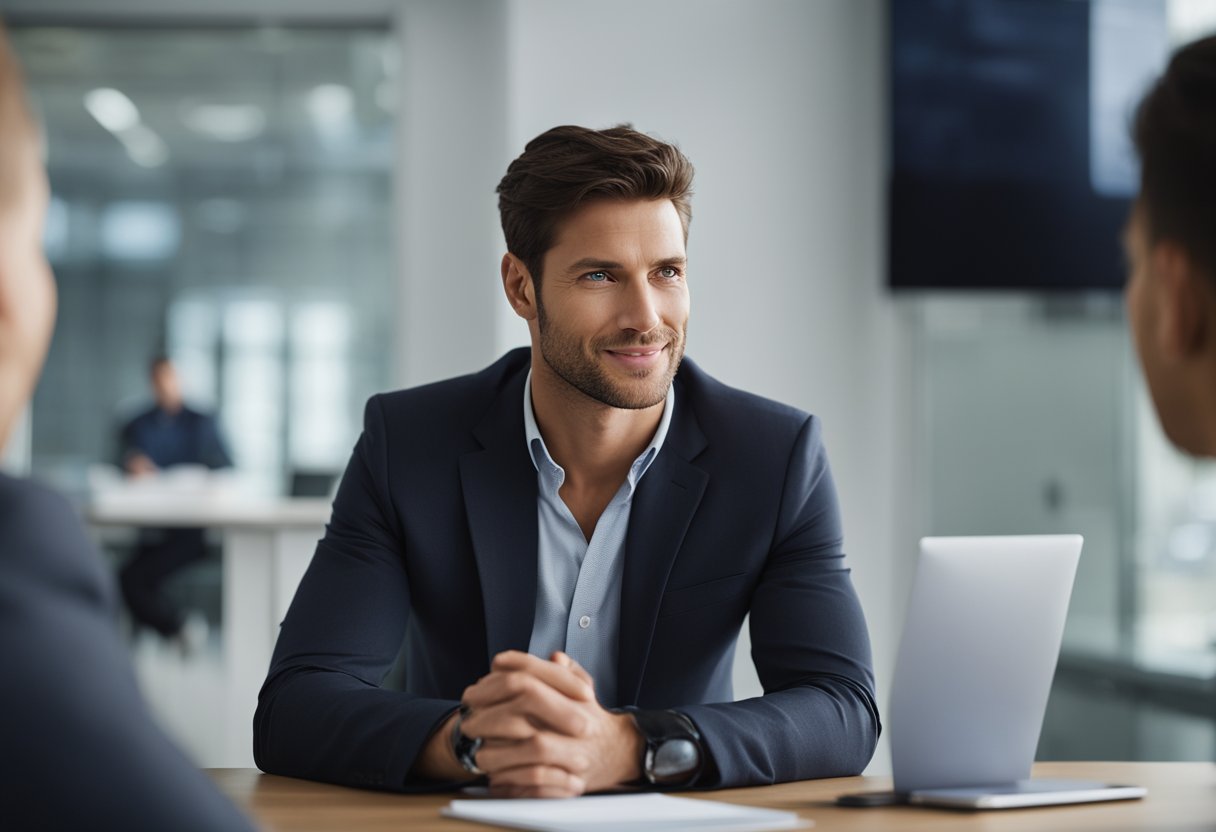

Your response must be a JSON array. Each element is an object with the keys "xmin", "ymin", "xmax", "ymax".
[
  {"xmin": 253, "ymin": 395, "xmax": 460, "ymax": 791},
  {"xmin": 678, "ymin": 415, "xmax": 881, "ymax": 787},
  {"xmin": 0, "ymin": 481, "xmax": 255, "ymax": 832}
]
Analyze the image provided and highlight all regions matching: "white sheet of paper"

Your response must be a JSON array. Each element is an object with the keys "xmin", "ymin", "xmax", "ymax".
[{"xmin": 441, "ymin": 793, "xmax": 810, "ymax": 832}]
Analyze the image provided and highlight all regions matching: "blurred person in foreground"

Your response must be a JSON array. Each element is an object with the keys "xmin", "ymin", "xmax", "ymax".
[
  {"xmin": 118, "ymin": 356, "xmax": 231, "ymax": 647},
  {"xmin": 1125, "ymin": 35, "xmax": 1216, "ymax": 455},
  {"xmin": 0, "ymin": 24, "xmax": 255, "ymax": 831},
  {"xmin": 255, "ymin": 122, "xmax": 878, "ymax": 797}
]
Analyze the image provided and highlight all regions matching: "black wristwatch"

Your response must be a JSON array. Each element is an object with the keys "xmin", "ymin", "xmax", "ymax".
[
  {"xmin": 450, "ymin": 706, "xmax": 485, "ymax": 777},
  {"xmin": 616, "ymin": 708, "xmax": 704, "ymax": 787}
]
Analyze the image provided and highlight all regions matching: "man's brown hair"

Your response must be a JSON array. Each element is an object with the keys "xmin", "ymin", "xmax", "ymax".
[
  {"xmin": 1133, "ymin": 34, "xmax": 1216, "ymax": 281},
  {"xmin": 496, "ymin": 124, "xmax": 695, "ymax": 283}
]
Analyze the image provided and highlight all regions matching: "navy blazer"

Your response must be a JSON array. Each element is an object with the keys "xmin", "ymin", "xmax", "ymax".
[
  {"xmin": 0, "ymin": 474, "xmax": 255, "ymax": 831},
  {"xmin": 254, "ymin": 349, "xmax": 879, "ymax": 790}
]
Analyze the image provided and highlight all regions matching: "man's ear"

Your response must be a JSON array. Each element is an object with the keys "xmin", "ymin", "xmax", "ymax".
[
  {"xmin": 1152, "ymin": 241, "xmax": 1207, "ymax": 362},
  {"xmin": 501, "ymin": 253, "xmax": 537, "ymax": 321}
]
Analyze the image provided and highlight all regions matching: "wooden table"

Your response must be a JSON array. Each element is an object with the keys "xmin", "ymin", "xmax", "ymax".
[{"xmin": 209, "ymin": 762, "xmax": 1216, "ymax": 831}]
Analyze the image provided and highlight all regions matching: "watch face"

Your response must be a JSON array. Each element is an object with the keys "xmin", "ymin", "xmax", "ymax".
[{"xmin": 649, "ymin": 738, "xmax": 700, "ymax": 783}]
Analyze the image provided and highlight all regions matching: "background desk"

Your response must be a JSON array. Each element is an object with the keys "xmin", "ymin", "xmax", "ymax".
[
  {"xmin": 209, "ymin": 762, "xmax": 1215, "ymax": 831},
  {"xmin": 89, "ymin": 495, "xmax": 330, "ymax": 764}
]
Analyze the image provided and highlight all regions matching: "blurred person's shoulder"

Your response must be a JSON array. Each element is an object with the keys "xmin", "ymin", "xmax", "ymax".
[
  {"xmin": 0, "ymin": 472, "xmax": 112, "ymax": 606},
  {"xmin": 121, "ymin": 403, "xmax": 159, "ymax": 429}
]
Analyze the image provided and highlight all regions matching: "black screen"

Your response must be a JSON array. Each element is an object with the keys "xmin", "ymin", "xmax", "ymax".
[{"xmin": 889, "ymin": 0, "xmax": 1165, "ymax": 290}]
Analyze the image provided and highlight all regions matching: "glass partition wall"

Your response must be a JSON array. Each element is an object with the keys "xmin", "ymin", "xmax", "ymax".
[
  {"xmin": 13, "ymin": 25, "xmax": 396, "ymax": 499},
  {"xmin": 912, "ymin": 293, "xmax": 1216, "ymax": 763}
]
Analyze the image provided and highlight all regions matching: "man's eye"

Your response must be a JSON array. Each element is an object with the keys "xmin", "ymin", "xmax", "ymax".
[
  {"xmin": 584, "ymin": 271, "xmax": 609, "ymax": 282},
  {"xmin": 657, "ymin": 267, "xmax": 681, "ymax": 279}
]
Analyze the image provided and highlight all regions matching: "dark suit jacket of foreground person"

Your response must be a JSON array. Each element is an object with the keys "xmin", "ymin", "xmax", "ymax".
[
  {"xmin": 255, "ymin": 348, "xmax": 880, "ymax": 791},
  {"xmin": 0, "ymin": 474, "xmax": 255, "ymax": 831}
]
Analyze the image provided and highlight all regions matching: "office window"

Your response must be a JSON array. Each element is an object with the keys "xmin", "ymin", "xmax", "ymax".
[{"xmin": 11, "ymin": 25, "xmax": 396, "ymax": 496}]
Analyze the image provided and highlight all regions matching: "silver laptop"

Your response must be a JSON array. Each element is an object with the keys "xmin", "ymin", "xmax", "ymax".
[{"xmin": 840, "ymin": 535, "xmax": 1146, "ymax": 810}]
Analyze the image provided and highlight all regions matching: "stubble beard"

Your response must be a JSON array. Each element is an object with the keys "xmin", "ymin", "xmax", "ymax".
[{"xmin": 536, "ymin": 295, "xmax": 685, "ymax": 410}]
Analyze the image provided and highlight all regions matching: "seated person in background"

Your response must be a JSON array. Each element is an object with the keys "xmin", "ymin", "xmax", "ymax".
[
  {"xmin": 255, "ymin": 124, "xmax": 879, "ymax": 797},
  {"xmin": 1125, "ymin": 35, "xmax": 1216, "ymax": 455},
  {"xmin": 0, "ymin": 24, "xmax": 254, "ymax": 830},
  {"xmin": 118, "ymin": 356, "xmax": 232, "ymax": 645}
]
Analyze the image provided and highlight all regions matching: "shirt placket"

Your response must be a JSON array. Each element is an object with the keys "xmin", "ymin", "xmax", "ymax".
[{"xmin": 565, "ymin": 494, "xmax": 631, "ymax": 698}]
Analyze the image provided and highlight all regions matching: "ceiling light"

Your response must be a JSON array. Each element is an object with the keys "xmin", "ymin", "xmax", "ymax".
[
  {"xmin": 181, "ymin": 103, "xmax": 267, "ymax": 143},
  {"xmin": 307, "ymin": 83, "xmax": 354, "ymax": 134},
  {"xmin": 120, "ymin": 124, "xmax": 169, "ymax": 168},
  {"xmin": 84, "ymin": 87, "xmax": 140, "ymax": 133}
]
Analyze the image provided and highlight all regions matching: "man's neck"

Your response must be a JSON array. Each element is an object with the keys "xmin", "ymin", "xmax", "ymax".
[{"xmin": 529, "ymin": 360, "xmax": 664, "ymax": 491}]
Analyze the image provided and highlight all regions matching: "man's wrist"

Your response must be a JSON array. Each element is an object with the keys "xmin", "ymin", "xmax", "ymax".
[
  {"xmin": 612, "ymin": 708, "xmax": 704, "ymax": 788},
  {"xmin": 411, "ymin": 709, "xmax": 468, "ymax": 782},
  {"xmin": 613, "ymin": 710, "xmax": 645, "ymax": 784}
]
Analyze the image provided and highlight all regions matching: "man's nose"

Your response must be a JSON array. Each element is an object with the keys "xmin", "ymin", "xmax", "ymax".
[{"xmin": 617, "ymin": 278, "xmax": 662, "ymax": 334}]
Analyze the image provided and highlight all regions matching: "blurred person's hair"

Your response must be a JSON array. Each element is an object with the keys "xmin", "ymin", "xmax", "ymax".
[
  {"xmin": 496, "ymin": 124, "xmax": 695, "ymax": 284},
  {"xmin": 1133, "ymin": 34, "xmax": 1216, "ymax": 281}
]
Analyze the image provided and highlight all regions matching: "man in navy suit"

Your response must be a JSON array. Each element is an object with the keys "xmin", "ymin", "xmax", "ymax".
[
  {"xmin": 255, "ymin": 125, "xmax": 880, "ymax": 797},
  {"xmin": 0, "ymin": 23, "xmax": 254, "ymax": 830}
]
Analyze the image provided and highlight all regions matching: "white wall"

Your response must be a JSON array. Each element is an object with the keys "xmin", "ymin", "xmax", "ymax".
[
  {"xmin": 395, "ymin": 0, "xmax": 511, "ymax": 387},
  {"xmin": 396, "ymin": 0, "xmax": 913, "ymax": 773}
]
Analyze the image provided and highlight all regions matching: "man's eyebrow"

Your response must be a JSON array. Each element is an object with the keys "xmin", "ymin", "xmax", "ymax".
[
  {"xmin": 566, "ymin": 258, "xmax": 623, "ymax": 273},
  {"xmin": 563, "ymin": 256, "xmax": 688, "ymax": 274}
]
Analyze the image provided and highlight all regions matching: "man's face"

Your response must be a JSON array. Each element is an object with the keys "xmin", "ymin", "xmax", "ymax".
[
  {"xmin": 151, "ymin": 362, "xmax": 184, "ymax": 411},
  {"xmin": 533, "ymin": 199, "xmax": 689, "ymax": 410}
]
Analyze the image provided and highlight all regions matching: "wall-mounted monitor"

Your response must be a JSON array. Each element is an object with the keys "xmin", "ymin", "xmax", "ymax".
[{"xmin": 888, "ymin": 0, "xmax": 1173, "ymax": 291}]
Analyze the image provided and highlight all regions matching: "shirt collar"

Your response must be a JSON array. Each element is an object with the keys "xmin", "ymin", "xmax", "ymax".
[{"xmin": 523, "ymin": 369, "xmax": 675, "ymax": 490}]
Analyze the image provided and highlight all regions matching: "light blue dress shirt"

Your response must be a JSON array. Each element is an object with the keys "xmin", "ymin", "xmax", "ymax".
[{"xmin": 523, "ymin": 371, "xmax": 674, "ymax": 706}]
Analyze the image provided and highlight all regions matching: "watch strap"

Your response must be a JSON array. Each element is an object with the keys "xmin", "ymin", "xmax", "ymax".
[{"xmin": 450, "ymin": 706, "xmax": 485, "ymax": 777}]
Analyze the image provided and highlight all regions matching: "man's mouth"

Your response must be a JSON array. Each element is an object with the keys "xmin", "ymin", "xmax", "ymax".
[
  {"xmin": 604, "ymin": 344, "xmax": 667, "ymax": 367},
  {"xmin": 606, "ymin": 347, "xmax": 663, "ymax": 357}
]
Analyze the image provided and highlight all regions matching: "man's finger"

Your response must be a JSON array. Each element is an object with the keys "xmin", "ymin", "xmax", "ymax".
[
  {"xmin": 462, "ymin": 676, "xmax": 590, "ymax": 737},
  {"xmin": 459, "ymin": 707, "xmax": 536, "ymax": 742},
  {"xmin": 462, "ymin": 671, "xmax": 590, "ymax": 734},
  {"xmin": 551, "ymin": 652, "xmax": 595, "ymax": 689},
  {"xmin": 490, "ymin": 650, "xmax": 595, "ymax": 701},
  {"xmin": 487, "ymin": 764, "xmax": 586, "ymax": 799},
  {"xmin": 475, "ymin": 732, "xmax": 591, "ymax": 777}
]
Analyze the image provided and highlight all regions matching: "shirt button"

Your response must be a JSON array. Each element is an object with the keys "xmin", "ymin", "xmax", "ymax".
[{"xmin": 578, "ymin": 615, "xmax": 591, "ymax": 629}]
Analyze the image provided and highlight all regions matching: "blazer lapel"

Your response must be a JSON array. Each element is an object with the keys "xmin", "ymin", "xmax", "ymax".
[
  {"xmin": 459, "ymin": 368, "xmax": 539, "ymax": 661},
  {"xmin": 617, "ymin": 390, "xmax": 709, "ymax": 705}
]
